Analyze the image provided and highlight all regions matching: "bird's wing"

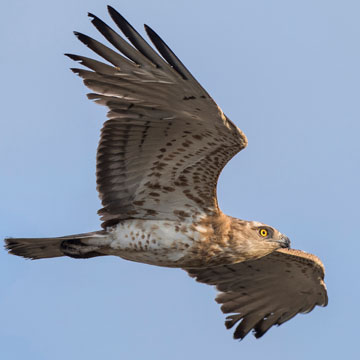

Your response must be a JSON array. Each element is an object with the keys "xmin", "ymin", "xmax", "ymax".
[
  {"xmin": 186, "ymin": 248, "xmax": 328, "ymax": 339},
  {"xmin": 68, "ymin": 6, "xmax": 247, "ymax": 228}
]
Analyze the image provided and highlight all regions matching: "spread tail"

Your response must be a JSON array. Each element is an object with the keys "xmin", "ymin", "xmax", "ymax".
[{"xmin": 4, "ymin": 231, "xmax": 109, "ymax": 260}]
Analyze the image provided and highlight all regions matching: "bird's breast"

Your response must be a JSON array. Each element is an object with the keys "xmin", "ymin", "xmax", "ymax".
[
  {"xmin": 107, "ymin": 219, "xmax": 202, "ymax": 267},
  {"xmin": 105, "ymin": 215, "xmax": 243, "ymax": 268}
]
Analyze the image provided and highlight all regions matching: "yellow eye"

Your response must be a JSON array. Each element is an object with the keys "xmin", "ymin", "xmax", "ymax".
[{"xmin": 259, "ymin": 228, "xmax": 268, "ymax": 237}]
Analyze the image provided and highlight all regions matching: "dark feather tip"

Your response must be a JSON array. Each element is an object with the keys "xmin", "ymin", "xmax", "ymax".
[
  {"xmin": 107, "ymin": 6, "xmax": 130, "ymax": 28},
  {"xmin": 64, "ymin": 53, "xmax": 80, "ymax": 61},
  {"xmin": 73, "ymin": 31, "xmax": 88, "ymax": 42},
  {"xmin": 144, "ymin": 24, "xmax": 156, "ymax": 37},
  {"xmin": 70, "ymin": 68, "xmax": 81, "ymax": 75},
  {"xmin": 254, "ymin": 330, "xmax": 265, "ymax": 339},
  {"xmin": 233, "ymin": 324, "xmax": 249, "ymax": 340}
]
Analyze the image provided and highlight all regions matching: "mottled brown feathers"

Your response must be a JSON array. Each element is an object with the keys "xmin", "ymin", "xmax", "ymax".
[
  {"xmin": 186, "ymin": 248, "xmax": 327, "ymax": 339},
  {"xmin": 69, "ymin": 9, "xmax": 247, "ymax": 228}
]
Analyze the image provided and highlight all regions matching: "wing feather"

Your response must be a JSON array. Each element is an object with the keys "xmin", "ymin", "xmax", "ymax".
[
  {"xmin": 65, "ymin": 54, "xmax": 119, "ymax": 75},
  {"xmin": 186, "ymin": 249, "xmax": 328, "ymax": 339},
  {"xmin": 145, "ymin": 24, "xmax": 205, "ymax": 86},
  {"xmin": 107, "ymin": 6, "xmax": 170, "ymax": 70},
  {"xmin": 69, "ymin": 8, "xmax": 247, "ymax": 227},
  {"xmin": 74, "ymin": 32, "xmax": 135, "ymax": 70},
  {"xmin": 88, "ymin": 13, "xmax": 154, "ymax": 68}
]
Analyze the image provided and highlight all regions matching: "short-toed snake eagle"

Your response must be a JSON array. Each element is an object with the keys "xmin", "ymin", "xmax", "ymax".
[{"xmin": 5, "ymin": 6, "xmax": 327, "ymax": 340}]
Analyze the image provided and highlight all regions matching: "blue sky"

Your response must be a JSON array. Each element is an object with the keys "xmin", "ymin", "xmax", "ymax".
[{"xmin": 1, "ymin": 0, "xmax": 359, "ymax": 359}]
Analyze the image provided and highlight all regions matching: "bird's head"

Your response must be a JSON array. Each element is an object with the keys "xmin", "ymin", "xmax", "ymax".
[{"xmin": 232, "ymin": 220, "xmax": 291, "ymax": 261}]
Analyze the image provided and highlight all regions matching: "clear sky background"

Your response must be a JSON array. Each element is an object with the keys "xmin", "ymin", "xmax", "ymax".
[{"xmin": 1, "ymin": 0, "xmax": 359, "ymax": 359}]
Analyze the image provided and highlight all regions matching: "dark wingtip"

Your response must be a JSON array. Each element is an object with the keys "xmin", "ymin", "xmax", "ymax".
[
  {"xmin": 224, "ymin": 321, "xmax": 233, "ymax": 330},
  {"xmin": 73, "ymin": 31, "xmax": 88, "ymax": 41},
  {"xmin": 69, "ymin": 68, "xmax": 81, "ymax": 75},
  {"xmin": 107, "ymin": 5, "xmax": 123, "ymax": 20},
  {"xmin": 88, "ymin": 12, "xmax": 102, "ymax": 25},
  {"xmin": 233, "ymin": 323, "xmax": 251, "ymax": 340},
  {"xmin": 143, "ymin": 22, "xmax": 188, "ymax": 79},
  {"xmin": 64, "ymin": 53, "xmax": 79, "ymax": 61},
  {"xmin": 107, "ymin": 6, "xmax": 132, "ymax": 31},
  {"xmin": 254, "ymin": 330, "xmax": 265, "ymax": 339},
  {"xmin": 73, "ymin": 32, "xmax": 92, "ymax": 46},
  {"xmin": 73, "ymin": 31, "xmax": 85, "ymax": 42},
  {"xmin": 233, "ymin": 332, "xmax": 245, "ymax": 341},
  {"xmin": 107, "ymin": 5, "xmax": 118, "ymax": 16},
  {"xmin": 144, "ymin": 24, "xmax": 158, "ymax": 40},
  {"xmin": 88, "ymin": 11, "xmax": 111, "ymax": 36}
]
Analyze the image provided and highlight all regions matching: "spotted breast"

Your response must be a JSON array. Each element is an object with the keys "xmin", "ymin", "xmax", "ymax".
[{"xmin": 105, "ymin": 219, "xmax": 202, "ymax": 267}]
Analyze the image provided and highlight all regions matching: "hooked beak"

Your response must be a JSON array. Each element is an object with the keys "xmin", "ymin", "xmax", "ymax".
[{"xmin": 279, "ymin": 235, "xmax": 291, "ymax": 249}]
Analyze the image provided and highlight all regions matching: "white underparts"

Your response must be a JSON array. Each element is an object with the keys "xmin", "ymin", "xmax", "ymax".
[{"xmin": 106, "ymin": 219, "xmax": 200, "ymax": 266}]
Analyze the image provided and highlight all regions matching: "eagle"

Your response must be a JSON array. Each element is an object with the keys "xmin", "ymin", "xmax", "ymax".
[{"xmin": 5, "ymin": 6, "xmax": 327, "ymax": 340}]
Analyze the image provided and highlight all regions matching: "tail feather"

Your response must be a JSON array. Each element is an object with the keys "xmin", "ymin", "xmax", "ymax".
[{"xmin": 4, "ymin": 231, "xmax": 108, "ymax": 260}]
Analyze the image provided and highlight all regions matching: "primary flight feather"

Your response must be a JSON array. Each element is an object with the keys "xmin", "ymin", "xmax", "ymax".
[{"xmin": 5, "ymin": 6, "xmax": 327, "ymax": 340}]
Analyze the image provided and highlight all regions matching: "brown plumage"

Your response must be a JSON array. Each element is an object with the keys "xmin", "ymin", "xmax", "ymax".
[
  {"xmin": 188, "ymin": 249, "xmax": 327, "ymax": 339},
  {"xmin": 4, "ymin": 6, "xmax": 327, "ymax": 340}
]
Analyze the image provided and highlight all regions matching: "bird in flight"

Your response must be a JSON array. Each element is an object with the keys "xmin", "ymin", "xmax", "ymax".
[{"xmin": 5, "ymin": 6, "xmax": 327, "ymax": 340}]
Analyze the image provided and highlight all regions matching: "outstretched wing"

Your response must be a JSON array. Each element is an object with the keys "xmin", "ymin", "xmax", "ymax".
[
  {"xmin": 186, "ymin": 248, "xmax": 328, "ymax": 339},
  {"xmin": 68, "ymin": 6, "xmax": 247, "ymax": 228}
]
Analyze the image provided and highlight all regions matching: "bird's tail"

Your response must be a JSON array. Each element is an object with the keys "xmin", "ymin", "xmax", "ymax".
[{"xmin": 4, "ymin": 231, "xmax": 109, "ymax": 260}]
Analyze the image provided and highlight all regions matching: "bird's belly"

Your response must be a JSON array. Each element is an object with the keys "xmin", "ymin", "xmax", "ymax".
[{"xmin": 107, "ymin": 219, "xmax": 200, "ymax": 267}]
